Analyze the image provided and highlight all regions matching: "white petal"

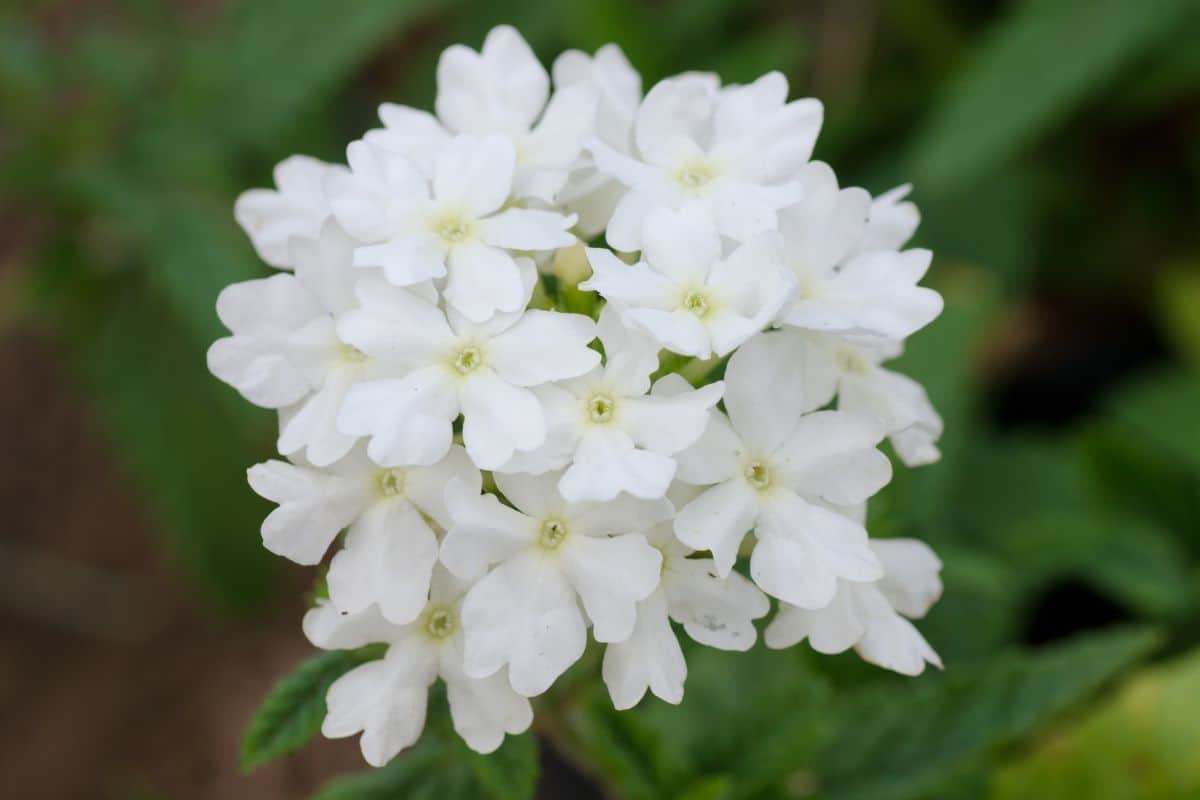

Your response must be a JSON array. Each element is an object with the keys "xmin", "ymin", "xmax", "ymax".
[
  {"xmin": 289, "ymin": 218, "xmax": 361, "ymax": 315},
  {"xmin": 234, "ymin": 155, "xmax": 338, "ymax": 267},
  {"xmin": 487, "ymin": 311, "xmax": 600, "ymax": 387},
  {"xmin": 437, "ymin": 26, "xmax": 548, "ymax": 135},
  {"xmin": 443, "ymin": 639, "xmax": 534, "ymax": 753},
  {"xmin": 635, "ymin": 77, "xmax": 714, "ymax": 166},
  {"xmin": 673, "ymin": 479, "xmax": 759, "ymax": 576},
  {"xmin": 557, "ymin": 428, "xmax": 677, "ymax": 502},
  {"xmin": 595, "ymin": 305, "xmax": 664, "ymax": 396},
  {"xmin": 335, "ymin": 368, "xmax": 458, "ymax": 467},
  {"xmin": 352, "ymin": 232, "xmax": 448, "ymax": 286},
  {"xmin": 605, "ymin": 186, "xmax": 673, "ymax": 252},
  {"xmin": 444, "ymin": 242, "xmax": 528, "ymax": 322},
  {"xmin": 460, "ymin": 370, "xmax": 546, "ymax": 469},
  {"xmin": 440, "ymin": 478, "xmax": 537, "ymax": 580},
  {"xmin": 337, "ymin": 276, "xmax": 455, "ymax": 364},
  {"xmin": 277, "ymin": 365, "xmax": 361, "ymax": 466},
  {"xmin": 622, "ymin": 307, "xmax": 712, "ymax": 358},
  {"xmin": 580, "ymin": 248, "xmax": 677, "ymax": 309},
  {"xmin": 853, "ymin": 585, "xmax": 942, "ymax": 675},
  {"xmin": 322, "ymin": 656, "xmax": 432, "ymax": 767},
  {"xmin": 370, "ymin": 103, "xmax": 449, "ymax": 174},
  {"xmin": 568, "ymin": 493, "xmax": 674, "ymax": 538},
  {"xmin": 561, "ymin": 532, "xmax": 662, "ymax": 642},
  {"xmin": 602, "ymin": 591, "xmax": 685, "ymax": 709},
  {"xmin": 327, "ymin": 499, "xmax": 440, "ymax": 625},
  {"xmin": 856, "ymin": 184, "xmax": 920, "ymax": 254},
  {"xmin": 752, "ymin": 490, "xmax": 883, "ymax": 608},
  {"xmin": 403, "ymin": 445, "xmax": 481, "ymax": 529},
  {"xmin": 764, "ymin": 588, "xmax": 864, "ymax": 652},
  {"xmin": 303, "ymin": 601, "xmax": 406, "ymax": 650},
  {"xmin": 664, "ymin": 559, "xmax": 768, "ymax": 650},
  {"xmin": 477, "ymin": 207, "xmax": 577, "ymax": 250},
  {"xmin": 723, "ymin": 330, "xmax": 831, "ymax": 453},
  {"xmin": 493, "ymin": 470, "xmax": 568, "ymax": 519},
  {"xmin": 872, "ymin": 538, "xmax": 943, "ymax": 619},
  {"xmin": 773, "ymin": 410, "xmax": 892, "ymax": 506},
  {"xmin": 778, "ymin": 162, "xmax": 870, "ymax": 277},
  {"xmin": 433, "ymin": 134, "xmax": 515, "ymax": 217},
  {"xmin": 673, "ymin": 409, "xmax": 744, "ymax": 486},
  {"xmin": 247, "ymin": 459, "xmax": 368, "ymax": 565},
  {"xmin": 460, "ymin": 552, "xmax": 586, "ymax": 697},
  {"xmin": 523, "ymin": 82, "xmax": 598, "ymax": 169},
  {"xmin": 641, "ymin": 204, "xmax": 720, "ymax": 285},
  {"xmin": 710, "ymin": 178, "xmax": 799, "ymax": 243},
  {"xmin": 839, "ymin": 366, "xmax": 943, "ymax": 468},
  {"xmin": 621, "ymin": 380, "xmax": 723, "ymax": 454}
]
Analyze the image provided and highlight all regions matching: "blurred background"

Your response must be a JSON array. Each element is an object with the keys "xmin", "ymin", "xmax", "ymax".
[{"xmin": 3, "ymin": 0, "xmax": 1200, "ymax": 797}]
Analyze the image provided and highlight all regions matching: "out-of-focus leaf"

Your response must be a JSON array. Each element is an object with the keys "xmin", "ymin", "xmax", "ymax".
[
  {"xmin": 310, "ymin": 730, "xmax": 539, "ymax": 800},
  {"xmin": 817, "ymin": 627, "xmax": 1160, "ymax": 800},
  {"xmin": 61, "ymin": 275, "xmax": 276, "ymax": 611},
  {"xmin": 242, "ymin": 646, "xmax": 385, "ymax": 770},
  {"xmin": 179, "ymin": 0, "xmax": 441, "ymax": 152},
  {"xmin": 571, "ymin": 645, "xmax": 830, "ymax": 800},
  {"xmin": 1154, "ymin": 265, "xmax": 1200, "ymax": 367},
  {"xmin": 911, "ymin": 0, "xmax": 1194, "ymax": 191},
  {"xmin": 991, "ymin": 645, "xmax": 1200, "ymax": 799},
  {"xmin": 1105, "ymin": 368, "xmax": 1200, "ymax": 476}
]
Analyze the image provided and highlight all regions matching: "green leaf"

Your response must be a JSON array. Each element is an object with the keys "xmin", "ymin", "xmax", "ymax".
[
  {"xmin": 817, "ymin": 627, "xmax": 1160, "ymax": 800},
  {"xmin": 911, "ymin": 0, "xmax": 1194, "ymax": 191},
  {"xmin": 309, "ymin": 730, "xmax": 539, "ymax": 800},
  {"xmin": 991, "ymin": 645, "xmax": 1200, "ymax": 799},
  {"xmin": 242, "ymin": 646, "xmax": 385, "ymax": 771}
]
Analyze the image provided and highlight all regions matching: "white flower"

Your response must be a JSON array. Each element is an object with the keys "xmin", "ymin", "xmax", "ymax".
[
  {"xmin": 335, "ymin": 276, "xmax": 599, "ymax": 470},
  {"xmin": 587, "ymin": 71, "xmax": 822, "ymax": 250},
  {"xmin": 581, "ymin": 205, "xmax": 795, "ymax": 358},
  {"xmin": 318, "ymin": 568, "xmax": 534, "ymax": 764},
  {"xmin": 552, "ymin": 43, "xmax": 643, "ymax": 236},
  {"xmin": 248, "ymin": 445, "xmax": 479, "ymax": 625},
  {"xmin": 603, "ymin": 497, "xmax": 769, "ymax": 709},
  {"xmin": 329, "ymin": 134, "xmax": 577, "ymax": 322},
  {"xmin": 775, "ymin": 162, "xmax": 942, "ymax": 342},
  {"xmin": 758, "ymin": 330, "xmax": 944, "ymax": 468},
  {"xmin": 506, "ymin": 308, "xmax": 723, "ymax": 502},
  {"xmin": 440, "ymin": 471, "xmax": 669, "ymax": 697},
  {"xmin": 208, "ymin": 220, "xmax": 383, "ymax": 466},
  {"xmin": 365, "ymin": 25, "xmax": 598, "ymax": 204},
  {"xmin": 234, "ymin": 155, "xmax": 346, "ymax": 268},
  {"xmin": 855, "ymin": 183, "xmax": 921, "ymax": 255},
  {"xmin": 673, "ymin": 331, "xmax": 892, "ymax": 609},
  {"xmin": 766, "ymin": 537, "xmax": 943, "ymax": 676}
]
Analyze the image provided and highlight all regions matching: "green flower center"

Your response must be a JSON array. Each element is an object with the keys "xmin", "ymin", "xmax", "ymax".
[
  {"xmin": 587, "ymin": 393, "xmax": 616, "ymax": 423},
  {"xmin": 539, "ymin": 518, "xmax": 569, "ymax": 549},
  {"xmin": 744, "ymin": 461, "xmax": 772, "ymax": 491},
  {"xmin": 376, "ymin": 468, "xmax": 406, "ymax": 497},
  {"xmin": 682, "ymin": 290, "xmax": 711, "ymax": 317},
  {"xmin": 432, "ymin": 211, "xmax": 473, "ymax": 244},
  {"xmin": 341, "ymin": 344, "xmax": 368, "ymax": 363},
  {"xmin": 837, "ymin": 348, "xmax": 871, "ymax": 375},
  {"xmin": 674, "ymin": 160, "xmax": 717, "ymax": 191},
  {"xmin": 453, "ymin": 345, "xmax": 483, "ymax": 374},
  {"xmin": 424, "ymin": 607, "xmax": 456, "ymax": 639}
]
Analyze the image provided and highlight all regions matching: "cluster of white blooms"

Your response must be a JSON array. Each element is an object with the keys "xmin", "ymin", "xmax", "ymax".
[{"xmin": 212, "ymin": 26, "xmax": 947, "ymax": 767}]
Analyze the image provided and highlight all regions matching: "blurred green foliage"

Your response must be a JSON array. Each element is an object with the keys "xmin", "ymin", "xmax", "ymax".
[{"xmin": 4, "ymin": 0, "xmax": 1200, "ymax": 796}]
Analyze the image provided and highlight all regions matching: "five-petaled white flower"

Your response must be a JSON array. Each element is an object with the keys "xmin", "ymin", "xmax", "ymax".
[
  {"xmin": 673, "ymin": 331, "xmax": 892, "ymax": 609},
  {"xmin": 247, "ymin": 444, "xmax": 479, "ymax": 624},
  {"xmin": 440, "ymin": 471, "xmax": 669, "ymax": 697},
  {"xmin": 316, "ymin": 568, "xmax": 534, "ymax": 765},
  {"xmin": 329, "ymin": 134, "xmax": 577, "ymax": 322},
  {"xmin": 587, "ymin": 71, "xmax": 822, "ymax": 251},
  {"xmin": 767, "ymin": 535, "xmax": 943, "ymax": 676},
  {"xmin": 508, "ymin": 308, "xmax": 723, "ymax": 502},
  {"xmin": 603, "ymin": 492, "xmax": 769, "ymax": 709},
  {"xmin": 582, "ymin": 205, "xmax": 796, "ymax": 358},
  {"xmin": 335, "ymin": 276, "xmax": 599, "ymax": 470},
  {"xmin": 774, "ymin": 162, "xmax": 942, "ymax": 342}
]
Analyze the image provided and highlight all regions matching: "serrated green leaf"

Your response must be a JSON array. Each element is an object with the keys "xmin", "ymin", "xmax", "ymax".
[
  {"xmin": 817, "ymin": 627, "xmax": 1160, "ymax": 800},
  {"xmin": 911, "ymin": 0, "xmax": 1194, "ymax": 191},
  {"xmin": 242, "ymin": 646, "xmax": 385, "ymax": 770},
  {"xmin": 309, "ymin": 730, "xmax": 539, "ymax": 800}
]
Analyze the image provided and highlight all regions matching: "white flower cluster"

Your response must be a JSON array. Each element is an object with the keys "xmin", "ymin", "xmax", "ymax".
[{"xmin": 211, "ymin": 26, "xmax": 947, "ymax": 767}]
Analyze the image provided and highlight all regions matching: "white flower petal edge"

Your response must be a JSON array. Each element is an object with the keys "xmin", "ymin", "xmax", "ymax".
[{"xmin": 765, "ymin": 537, "xmax": 943, "ymax": 676}]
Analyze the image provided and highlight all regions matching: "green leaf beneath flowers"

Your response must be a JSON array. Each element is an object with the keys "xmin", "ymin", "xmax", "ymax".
[
  {"xmin": 816, "ymin": 627, "xmax": 1160, "ymax": 800},
  {"xmin": 242, "ymin": 645, "xmax": 385, "ymax": 771},
  {"xmin": 309, "ymin": 730, "xmax": 539, "ymax": 800}
]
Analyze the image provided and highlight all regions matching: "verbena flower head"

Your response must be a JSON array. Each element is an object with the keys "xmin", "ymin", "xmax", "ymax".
[{"xmin": 211, "ymin": 25, "xmax": 948, "ymax": 767}]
